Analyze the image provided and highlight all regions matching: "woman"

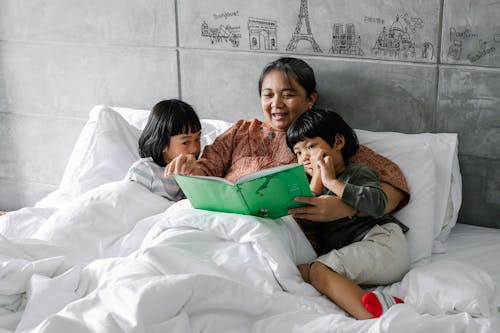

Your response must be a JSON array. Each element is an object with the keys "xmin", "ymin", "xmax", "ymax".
[{"xmin": 165, "ymin": 57, "xmax": 409, "ymax": 221}]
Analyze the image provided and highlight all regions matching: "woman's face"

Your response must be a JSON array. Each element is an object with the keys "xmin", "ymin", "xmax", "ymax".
[{"xmin": 260, "ymin": 70, "xmax": 317, "ymax": 131}]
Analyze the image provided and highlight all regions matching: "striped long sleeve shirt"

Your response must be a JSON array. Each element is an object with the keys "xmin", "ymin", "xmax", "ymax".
[{"xmin": 124, "ymin": 157, "xmax": 184, "ymax": 201}]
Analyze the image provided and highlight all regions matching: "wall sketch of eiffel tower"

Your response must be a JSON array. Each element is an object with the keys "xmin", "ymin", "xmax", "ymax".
[{"xmin": 286, "ymin": 0, "xmax": 322, "ymax": 52}]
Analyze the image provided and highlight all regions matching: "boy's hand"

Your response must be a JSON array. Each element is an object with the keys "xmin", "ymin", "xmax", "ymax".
[
  {"xmin": 317, "ymin": 154, "xmax": 337, "ymax": 189},
  {"xmin": 308, "ymin": 149, "xmax": 325, "ymax": 195}
]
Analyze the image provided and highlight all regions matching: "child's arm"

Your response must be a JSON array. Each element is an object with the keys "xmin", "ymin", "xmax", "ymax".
[{"xmin": 319, "ymin": 161, "xmax": 387, "ymax": 218}]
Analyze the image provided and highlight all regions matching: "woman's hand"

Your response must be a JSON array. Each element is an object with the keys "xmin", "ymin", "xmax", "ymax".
[
  {"xmin": 289, "ymin": 195, "xmax": 356, "ymax": 222},
  {"xmin": 164, "ymin": 154, "xmax": 205, "ymax": 177}
]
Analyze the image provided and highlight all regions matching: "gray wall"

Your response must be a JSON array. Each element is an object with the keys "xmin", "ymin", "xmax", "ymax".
[{"xmin": 0, "ymin": 0, "xmax": 499, "ymax": 228}]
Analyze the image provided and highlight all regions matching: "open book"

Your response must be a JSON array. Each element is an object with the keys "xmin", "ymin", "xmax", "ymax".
[{"xmin": 173, "ymin": 163, "xmax": 313, "ymax": 219}]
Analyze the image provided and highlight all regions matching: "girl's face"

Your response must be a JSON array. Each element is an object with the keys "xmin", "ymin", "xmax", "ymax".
[
  {"xmin": 292, "ymin": 136, "xmax": 345, "ymax": 176},
  {"xmin": 260, "ymin": 70, "xmax": 317, "ymax": 132},
  {"xmin": 162, "ymin": 131, "xmax": 201, "ymax": 164}
]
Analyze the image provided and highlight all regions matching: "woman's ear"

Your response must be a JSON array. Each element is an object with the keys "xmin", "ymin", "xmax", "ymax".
[{"xmin": 308, "ymin": 92, "xmax": 318, "ymax": 109}]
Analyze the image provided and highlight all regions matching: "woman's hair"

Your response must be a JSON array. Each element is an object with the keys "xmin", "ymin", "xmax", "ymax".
[
  {"xmin": 258, "ymin": 57, "xmax": 317, "ymax": 98},
  {"xmin": 138, "ymin": 99, "xmax": 201, "ymax": 167},
  {"xmin": 286, "ymin": 108, "xmax": 359, "ymax": 162}
]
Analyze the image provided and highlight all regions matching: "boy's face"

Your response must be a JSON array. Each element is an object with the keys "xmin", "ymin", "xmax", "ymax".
[
  {"xmin": 162, "ymin": 131, "xmax": 201, "ymax": 164},
  {"xmin": 292, "ymin": 136, "xmax": 344, "ymax": 176}
]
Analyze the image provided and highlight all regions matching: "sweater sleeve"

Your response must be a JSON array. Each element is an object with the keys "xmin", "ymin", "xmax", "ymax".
[
  {"xmin": 196, "ymin": 119, "xmax": 245, "ymax": 177},
  {"xmin": 340, "ymin": 164, "xmax": 387, "ymax": 218},
  {"xmin": 350, "ymin": 145, "xmax": 410, "ymax": 211}
]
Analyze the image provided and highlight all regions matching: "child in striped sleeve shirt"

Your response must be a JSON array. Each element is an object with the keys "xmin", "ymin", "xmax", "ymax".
[{"xmin": 125, "ymin": 99, "xmax": 201, "ymax": 201}]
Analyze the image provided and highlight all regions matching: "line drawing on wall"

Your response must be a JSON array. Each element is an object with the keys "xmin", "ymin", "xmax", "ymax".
[
  {"xmin": 447, "ymin": 28, "xmax": 478, "ymax": 60},
  {"xmin": 329, "ymin": 23, "xmax": 364, "ymax": 56},
  {"xmin": 467, "ymin": 35, "xmax": 498, "ymax": 63},
  {"xmin": 371, "ymin": 15, "xmax": 416, "ymax": 58},
  {"xmin": 286, "ymin": 0, "xmax": 322, "ymax": 52},
  {"xmin": 422, "ymin": 42, "xmax": 434, "ymax": 59},
  {"xmin": 201, "ymin": 21, "xmax": 241, "ymax": 47},
  {"xmin": 400, "ymin": 12, "xmax": 423, "ymax": 34},
  {"xmin": 248, "ymin": 17, "xmax": 278, "ymax": 51}
]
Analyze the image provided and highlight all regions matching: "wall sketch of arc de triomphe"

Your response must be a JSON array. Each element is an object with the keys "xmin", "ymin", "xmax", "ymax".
[{"xmin": 248, "ymin": 17, "xmax": 278, "ymax": 50}]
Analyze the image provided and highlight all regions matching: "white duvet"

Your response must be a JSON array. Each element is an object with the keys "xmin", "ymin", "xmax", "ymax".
[{"xmin": 1, "ymin": 182, "xmax": 499, "ymax": 333}]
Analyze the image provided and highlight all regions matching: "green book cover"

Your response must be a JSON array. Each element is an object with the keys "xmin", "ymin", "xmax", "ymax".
[{"xmin": 173, "ymin": 163, "xmax": 313, "ymax": 219}]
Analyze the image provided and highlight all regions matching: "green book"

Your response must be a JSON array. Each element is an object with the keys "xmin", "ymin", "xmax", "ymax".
[{"xmin": 173, "ymin": 163, "xmax": 313, "ymax": 219}]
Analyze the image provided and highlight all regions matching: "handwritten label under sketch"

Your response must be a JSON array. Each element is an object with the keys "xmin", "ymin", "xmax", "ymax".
[
  {"xmin": 468, "ymin": 38, "xmax": 497, "ymax": 63},
  {"xmin": 364, "ymin": 16, "xmax": 384, "ymax": 24},
  {"xmin": 213, "ymin": 10, "xmax": 239, "ymax": 20}
]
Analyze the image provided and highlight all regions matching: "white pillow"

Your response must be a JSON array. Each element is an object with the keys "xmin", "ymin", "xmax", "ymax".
[
  {"xmin": 37, "ymin": 105, "xmax": 461, "ymax": 264},
  {"xmin": 385, "ymin": 260, "xmax": 495, "ymax": 317},
  {"xmin": 356, "ymin": 129, "xmax": 461, "ymax": 263},
  {"xmin": 36, "ymin": 105, "xmax": 232, "ymax": 208}
]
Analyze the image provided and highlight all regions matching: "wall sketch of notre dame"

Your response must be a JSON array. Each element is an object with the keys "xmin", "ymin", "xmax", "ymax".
[
  {"xmin": 248, "ymin": 17, "xmax": 278, "ymax": 51},
  {"xmin": 329, "ymin": 23, "xmax": 364, "ymax": 56},
  {"xmin": 286, "ymin": 0, "xmax": 322, "ymax": 52}
]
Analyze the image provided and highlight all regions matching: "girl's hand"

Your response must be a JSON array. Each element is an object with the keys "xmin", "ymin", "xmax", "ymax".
[{"xmin": 164, "ymin": 154, "xmax": 204, "ymax": 177}]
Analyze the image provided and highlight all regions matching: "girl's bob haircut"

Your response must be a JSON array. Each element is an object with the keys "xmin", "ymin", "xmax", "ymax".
[{"xmin": 138, "ymin": 99, "xmax": 201, "ymax": 167}]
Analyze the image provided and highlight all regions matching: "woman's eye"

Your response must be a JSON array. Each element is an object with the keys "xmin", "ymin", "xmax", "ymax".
[
  {"xmin": 295, "ymin": 151, "xmax": 301, "ymax": 156},
  {"xmin": 182, "ymin": 141, "xmax": 189, "ymax": 145},
  {"xmin": 307, "ymin": 144, "xmax": 315, "ymax": 149}
]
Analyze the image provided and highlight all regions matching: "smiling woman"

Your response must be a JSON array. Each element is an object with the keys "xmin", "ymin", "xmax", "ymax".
[{"xmin": 165, "ymin": 57, "xmax": 409, "ymax": 222}]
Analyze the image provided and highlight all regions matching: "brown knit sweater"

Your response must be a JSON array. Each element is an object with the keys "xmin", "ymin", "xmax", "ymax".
[{"xmin": 197, "ymin": 118, "xmax": 410, "ymax": 205}]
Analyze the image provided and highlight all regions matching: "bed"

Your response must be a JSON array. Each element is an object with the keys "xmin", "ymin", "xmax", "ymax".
[{"xmin": 0, "ymin": 105, "xmax": 499, "ymax": 333}]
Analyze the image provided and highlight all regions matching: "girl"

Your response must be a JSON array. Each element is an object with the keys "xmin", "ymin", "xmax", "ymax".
[
  {"xmin": 286, "ymin": 108, "xmax": 410, "ymax": 320},
  {"xmin": 125, "ymin": 99, "xmax": 201, "ymax": 201}
]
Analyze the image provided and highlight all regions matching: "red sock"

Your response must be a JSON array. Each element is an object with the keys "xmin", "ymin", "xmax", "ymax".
[{"xmin": 361, "ymin": 291, "xmax": 403, "ymax": 318}]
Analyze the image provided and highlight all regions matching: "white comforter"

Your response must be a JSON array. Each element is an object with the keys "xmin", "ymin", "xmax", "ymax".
[{"xmin": 1, "ymin": 182, "xmax": 499, "ymax": 332}]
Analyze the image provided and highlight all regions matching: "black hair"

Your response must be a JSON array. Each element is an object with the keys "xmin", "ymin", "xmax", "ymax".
[
  {"xmin": 258, "ymin": 57, "xmax": 317, "ymax": 99},
  {"xmin": 138, "ymin": 99, "xmax": 201, "ymax": 167},
  {"xmin": 286, "ymin": 108, "xmax": 359, "ymax": 162}
]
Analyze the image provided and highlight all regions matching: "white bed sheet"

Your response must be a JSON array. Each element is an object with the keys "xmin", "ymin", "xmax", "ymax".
[
  {"xmin": 432, "ymin": 223, "xmax": 500, "ymax": 281},
  {"xmin": 432, "ymin": 223, "xmax": 500, "ymax": 309},
  {"xmin": 1, "ymin": 182, "xmax": 499, "ymax": 333}
]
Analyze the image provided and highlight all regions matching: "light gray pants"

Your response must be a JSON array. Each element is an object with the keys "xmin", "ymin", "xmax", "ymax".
[{"xmin": 314, "ymin": 223, "xmax": 410, "ymax": 285}]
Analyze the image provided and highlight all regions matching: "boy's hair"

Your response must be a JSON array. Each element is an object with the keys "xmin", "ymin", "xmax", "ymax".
[
  {"xmin": 138, "ymin": 99, "xmax": 201, "ymax": 167},
  {"xmin": 258, "ymin": 57, "xmax": 317, "ymax": 99},
  {"xmin": 286, "ymin": 108, "xmax": 359, "ymax": 162}
]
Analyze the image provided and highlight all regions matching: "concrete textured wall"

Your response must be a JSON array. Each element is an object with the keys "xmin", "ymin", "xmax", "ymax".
[{"xmin": 0, "ymin": 0, "xmax": 499, "ymax": 228}]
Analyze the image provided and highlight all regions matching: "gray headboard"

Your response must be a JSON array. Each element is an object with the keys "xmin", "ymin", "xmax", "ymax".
[{"xmin": 1, "ymin": 0, "xmax": 498, "ymax": 228}]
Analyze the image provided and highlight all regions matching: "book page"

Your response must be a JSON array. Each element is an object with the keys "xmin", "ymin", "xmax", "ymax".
[
  {"xmin": 237, "ymin": 163, "xmax": 312, "ymax": 219},
  {"xmin": 236, "ymin": 164, "xmax": 300, "ymax": 184},
  {"xmin": 186, "ymin": 175, "xmax": 234, "ymax": 185}
]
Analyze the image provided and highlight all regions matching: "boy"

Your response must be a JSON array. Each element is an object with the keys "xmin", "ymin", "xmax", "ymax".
[{"xmin": 286, "ymin": 109, "xmax": 409, "ymax": 320}]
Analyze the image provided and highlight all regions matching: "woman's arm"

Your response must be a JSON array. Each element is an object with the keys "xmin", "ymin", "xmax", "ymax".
[
  {"xmin": 289, "ymin": 195, "xmax": 356, "ymax": 222},
  {"xmin": 165, "ymin": 120, "xmax": 244, "ymax": 178},
  {"xmin": 380, "ymin": 182, "xmax": 405, "ymax": 214},
  {"xmin": 350, "ymin": 145, "xmax": 410, "ymax": 213}
]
